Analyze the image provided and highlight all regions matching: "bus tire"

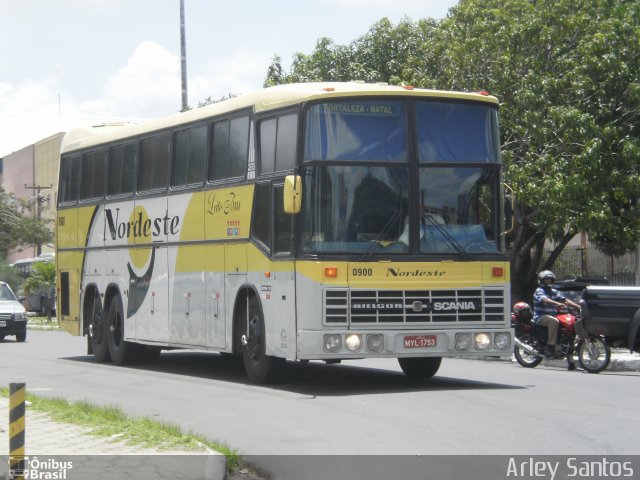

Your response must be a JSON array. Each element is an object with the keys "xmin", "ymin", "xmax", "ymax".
[
  {"xmin": 106, "ymin": 294, "xmax": 138, "ymax": 365},
  {"xmin": 398, "ymin": 357, "xmax": 442, "ymax": 379},
  {"xmin": 89, "ymin": 294, "xmax": 110, "ymax": 363},
  {"xmin": 242, "ymin": 295, "xmax": 284, "ymax": 384}
]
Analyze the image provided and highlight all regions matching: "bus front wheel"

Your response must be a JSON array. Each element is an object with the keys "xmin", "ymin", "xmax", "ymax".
[
  {"xmin": 241, "ymin": 296, "xmax": 284, "ymax": 384},
  {"xmin": 398, "ymin": 357, "xmax": 442, "ymax": 379}
]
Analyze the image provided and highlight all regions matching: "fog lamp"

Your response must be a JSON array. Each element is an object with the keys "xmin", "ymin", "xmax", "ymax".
[
  {"xmin": 366, "ymin": 334, "xmax": 384, "ymax": 353},
  {"xmin": 323, "ymin": 334, "xmax": 342, "ymax": 353},
  {"xmin": 345, "ymin": 334, "xmax": 362, "ymax": 352},
  {"xmin": 474, "ymin": 332, "xmax": 491, "ymax": 350},
  {"xmin": 455, "ymin": 333, "xmax": 471, "ymax": 351},
  {"xmin": 494, "ymin": 332, "xmax": 511, "ymax": 350}
]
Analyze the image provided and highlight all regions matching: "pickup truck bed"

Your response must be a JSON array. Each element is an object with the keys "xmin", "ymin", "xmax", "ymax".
[{"xmin": 581, "ymin": 286, "xmax": 640, "ymax": 353}]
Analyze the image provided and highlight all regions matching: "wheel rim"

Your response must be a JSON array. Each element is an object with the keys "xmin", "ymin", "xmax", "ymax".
[
  {"xmin": 516, "ymin": 334, "xmax": 539, "ymax": 364},
  {"xmin": 92, "ymin": 311, "xmax": 105, "ymax": 343},
  {"xmin": 110, "ymin": 308, "xmax": 123, "ymax": 348},
  {"xmin": 580, "ymin": 338, "xmax": 607, "ymax": 369},
  {"xmin": 245, "ymin": 315, "xmax": 263, "ymax": 362}
]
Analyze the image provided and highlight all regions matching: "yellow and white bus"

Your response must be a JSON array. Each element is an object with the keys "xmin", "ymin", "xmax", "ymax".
[{"xmin": 56, "ymin": 82, "xmax": 512, "ymax": 383}]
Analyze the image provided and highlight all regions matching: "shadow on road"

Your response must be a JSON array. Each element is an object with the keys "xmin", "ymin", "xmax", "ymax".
[{"xmin": 61, "ymin": 351, "xmax": 525, "ymax": 396}]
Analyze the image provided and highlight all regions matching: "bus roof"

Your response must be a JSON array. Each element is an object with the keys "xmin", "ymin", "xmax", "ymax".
[{"xmin": 61, "ymin": 82, "xmax": 499, "ymax": 154}]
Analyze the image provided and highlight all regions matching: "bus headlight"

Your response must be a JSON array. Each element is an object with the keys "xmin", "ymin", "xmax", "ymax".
[
  {"xmin": 494, "ymin": 332, "xmax": 511, "ymax": 350},
  {"xmin": 345, "ymin": 334, "xmax": 362, "ymax": 352},
  {"xmin": 323, "ymin": 334, "xmax": 342, "ymax": 353},
  {"xmin": 366, "ymin": 334, "xmax": 384, "ymax": 353},
  {"xmin": 455, "ymin": 333, "xmax": 471, "ymax": 351},
  {"xmin": 474, "ymin": 333, "xmax": 491, "ymax": 350}
]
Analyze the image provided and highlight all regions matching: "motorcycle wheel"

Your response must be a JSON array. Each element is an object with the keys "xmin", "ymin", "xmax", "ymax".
[
  {"xmin": 577, "ymin": 336, "xmax": 611, "ymax": 374},
  {"xmin": 514, "ymin": 333, "xmax": 543, "ymax": 368}
]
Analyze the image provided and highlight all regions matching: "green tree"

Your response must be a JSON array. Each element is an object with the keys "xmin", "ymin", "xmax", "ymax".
[
  {"xmin": 436, "ymin": 0, "xmax": 640, "ymax": 300},
  {"xmin": 0, "ymin": 187, "xmax": 53, "ymax": 258},
  {"xmin": 0, "ymin": 264, "xmax": 23, "ymax": 293},
  {"xmin": 265, "ymin": 0, "xmax": 640, "ymax": 301}
]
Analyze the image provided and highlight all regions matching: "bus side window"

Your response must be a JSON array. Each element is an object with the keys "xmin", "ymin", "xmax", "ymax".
[
  {"xmin": 138, "ymin": 133, "xmax": 170, "ymax": 192},
  {"xmin": 108, "ymin": 142, "xmax": 136, "ymax": 196},
  {"xmin": 172, "ymin": 125, "xmax": 207, "ymax": 187},
  {"xmin": 209, "ymin": 115, "xmax": 249, "ymax": 182},
  {"xmin": 80, "ymin": 150, "xmax": 107, "ymax": 201},
  {"xmin": 60, "ymin": 154, "xmax": 81, "ymax": 204},
  {"xmin": 252, "ymin": 183, "xmax": 271, "ymax": 251},
  {"xmin": 274, "ymin": 185, "xmax": 292, "ymax": 255},
  {"xmin": 259, "ymin": 113, "xmax": 298, "ymax": 176}
]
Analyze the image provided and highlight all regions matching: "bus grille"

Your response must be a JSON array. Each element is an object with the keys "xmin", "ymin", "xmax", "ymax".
[{"xmin": 323, "ymin": 288, "xmax": 506, "ymax": 325}]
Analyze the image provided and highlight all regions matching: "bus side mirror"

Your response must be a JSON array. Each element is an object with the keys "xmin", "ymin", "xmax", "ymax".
[{"xmin": 284, "ymin": 175, "xmax": 302, "ymax": 214}]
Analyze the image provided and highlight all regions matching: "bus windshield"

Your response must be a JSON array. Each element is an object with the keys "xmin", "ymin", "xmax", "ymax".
[{"xmin": 301, "ymin": 99, "xmax": 502, "ymax": 255}]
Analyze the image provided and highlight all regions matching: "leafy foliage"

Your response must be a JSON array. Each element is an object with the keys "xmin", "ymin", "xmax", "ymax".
[
  {"xmin": 23, "ymin": 260, "xmax": 56, "ymax": 295},
  {"xmin": 0, "ymin": 264, "xmax": 22, "ymax": 292},
  {"xmin": 0, "ymin": 187, "xmax": 53, "ymax": 259},
  {"xmin": 264, "ymin": 0, "xmax": 640, "ymax": 299}
]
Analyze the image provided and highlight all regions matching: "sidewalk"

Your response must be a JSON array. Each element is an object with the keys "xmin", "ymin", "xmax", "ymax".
[
  {"xmin": 0, "ymin": 398, "xmax": 227, "ymax": 480},
  {"xmin": 510, "ymin": 348, "xmax": 640, "ymax": 371}
]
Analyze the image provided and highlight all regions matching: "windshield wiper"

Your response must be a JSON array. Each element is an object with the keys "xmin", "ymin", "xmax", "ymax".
[
  {"xmin": 359, "ymin": 209, "xmax": 402, "ymax": 262},
  {"xmin": 423, "ymin": 215, "xmax": 471, "ymax": 261}
]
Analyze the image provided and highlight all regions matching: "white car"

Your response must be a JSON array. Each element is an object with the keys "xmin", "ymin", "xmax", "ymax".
[{"xmin": 0, "ymin": 281, "xmax": 27, "ymax": 342}]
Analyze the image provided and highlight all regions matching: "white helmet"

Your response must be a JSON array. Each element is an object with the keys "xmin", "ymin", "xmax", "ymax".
[{"xmin": 538, "ymin": 270, "xmax": 556, "ymax": 285}]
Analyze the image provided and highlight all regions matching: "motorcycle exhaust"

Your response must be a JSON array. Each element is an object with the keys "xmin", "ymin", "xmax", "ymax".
[{"xmin": 514, "ymin": 337, "xmax": 545, "ymax": 358}]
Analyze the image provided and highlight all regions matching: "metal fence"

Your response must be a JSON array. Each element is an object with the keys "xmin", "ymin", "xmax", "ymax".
[{"xmin": 544, "ymin": 245, "xmax": 638, "ymax": 286}]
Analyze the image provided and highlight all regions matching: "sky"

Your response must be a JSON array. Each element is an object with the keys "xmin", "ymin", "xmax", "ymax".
[{"xmin": 0, "ymin": 0, "xmax": 458, "ymax": 157}]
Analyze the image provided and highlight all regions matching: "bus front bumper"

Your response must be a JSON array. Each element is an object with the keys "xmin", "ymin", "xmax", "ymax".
[{"xmin": 296, "ymin": 328, "xmax": 513, "ymax": 360}]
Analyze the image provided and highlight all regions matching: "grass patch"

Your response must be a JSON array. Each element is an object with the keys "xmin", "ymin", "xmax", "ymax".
[{"xmin": 0, "ymin": 388, "xmax": 242, "ymax": 473}]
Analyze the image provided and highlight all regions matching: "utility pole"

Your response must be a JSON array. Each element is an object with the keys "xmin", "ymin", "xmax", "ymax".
[
  {"xmin": 24, "ymin": 184, "xmax": 52, "ymax": 256},
  {"xmin": 180, "ymin": 0, "xmax": 189, "ymax": 111}
]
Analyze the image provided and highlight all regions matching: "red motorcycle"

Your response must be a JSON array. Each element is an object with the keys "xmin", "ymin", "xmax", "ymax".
[{"xmin": 511, "ymin": 302, "xmax": 611, "ymax": 373}]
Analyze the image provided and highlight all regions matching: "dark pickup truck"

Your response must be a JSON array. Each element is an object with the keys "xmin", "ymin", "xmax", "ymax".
[{"xmin": 580, "ymin": 286, "xmax": 640, "ymax": 353}]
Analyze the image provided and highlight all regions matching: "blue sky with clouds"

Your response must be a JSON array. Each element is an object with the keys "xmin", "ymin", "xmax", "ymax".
[{"xmin": 0, "ymin": 0, "xmax": 458, "ymax": 156}]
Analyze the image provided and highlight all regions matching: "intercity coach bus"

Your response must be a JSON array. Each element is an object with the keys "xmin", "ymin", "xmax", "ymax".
[{"xmin": 56, "ymin": 82, "xmax": 513, "ymax": 384}]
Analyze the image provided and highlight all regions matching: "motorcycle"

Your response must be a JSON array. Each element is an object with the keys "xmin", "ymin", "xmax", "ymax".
[{"xmin": 511, "ymin": 302, "xmax": 611, "ymax": 373}]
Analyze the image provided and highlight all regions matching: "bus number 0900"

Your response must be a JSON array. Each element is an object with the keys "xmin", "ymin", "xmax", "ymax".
[{"xmin": 352, "ymin": 268, "xmax": 373, "ymax": 277}]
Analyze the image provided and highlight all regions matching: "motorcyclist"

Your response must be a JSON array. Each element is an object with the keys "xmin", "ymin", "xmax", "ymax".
[{"xmin": 533, "ymin": 270, "xmax": 581, "ymax": 358}]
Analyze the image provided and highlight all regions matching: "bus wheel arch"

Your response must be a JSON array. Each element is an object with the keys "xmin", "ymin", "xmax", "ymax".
[
  {"xmin": 233, "ymin": 287, "xmax": 284, "ymax": 384},
  {"xmin": 83, "ymin": 284, "xmax": 110, "ymax": 363}
]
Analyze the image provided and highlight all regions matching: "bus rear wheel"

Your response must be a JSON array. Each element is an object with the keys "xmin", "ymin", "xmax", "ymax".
[
  {"xmin": 241, "ymin": 296, "xmax": 284, "ymax": 384},
  {"xmin": 89, "ymin": 295, "xmax": 110, "ymax": 363},
  {"xmin": 398, "ymin": 357, "xmax": 442, "ymax": 379},
  {"xmin": 106, "ymin": 294, "xmax": 138, "ymax": 365}
]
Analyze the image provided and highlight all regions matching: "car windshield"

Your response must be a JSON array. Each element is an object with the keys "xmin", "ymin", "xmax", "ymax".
[{"xmin": 0, "ymin": 284, "xmax": 17, "ymax": 301}]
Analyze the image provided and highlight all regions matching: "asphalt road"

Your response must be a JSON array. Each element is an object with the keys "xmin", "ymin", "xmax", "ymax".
[{"xmin": 1, "ymin": 330, "xmax": 638, "ymax": 478}]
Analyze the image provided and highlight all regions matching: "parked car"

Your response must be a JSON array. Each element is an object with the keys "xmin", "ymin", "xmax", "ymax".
[
  {"xmin": 0, "ymin": 281, "xmax": 28, "ymax": 342},
  {"xmin": 580, "ymin": 286, "xmax": 640, "ymax": 353},
  {"xmin": 553, "ymin": 276, "xmax": 610, "ymax": 303}
]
